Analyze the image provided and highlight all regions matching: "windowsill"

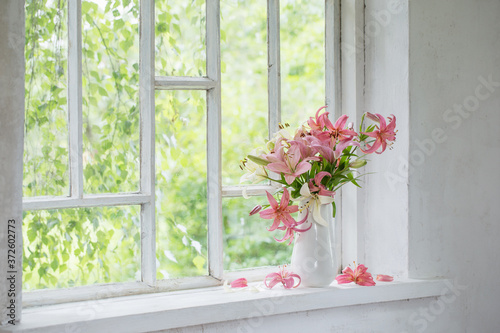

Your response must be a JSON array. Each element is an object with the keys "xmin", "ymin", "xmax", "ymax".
[{"xmin": 0, "ymin": 278, "xmax": 449, "ymax": 333}]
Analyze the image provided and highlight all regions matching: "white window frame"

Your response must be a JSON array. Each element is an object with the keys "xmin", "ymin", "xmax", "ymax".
[{"xmin": 21, "ymin": 0, "xmax": 342, "ymax": 308}]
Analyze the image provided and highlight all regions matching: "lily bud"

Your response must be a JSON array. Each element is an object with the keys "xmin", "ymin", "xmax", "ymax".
[
  {"xmin": 249, "ymin": 205, "xmax": 262, "ymax": 216},
  {"xmin": 349, "ymin": 159, "xmax": 367, "ymax": 168},
  {"xmin": 247, "ymin": 155, "xmax": 270, "ymax": 166}
]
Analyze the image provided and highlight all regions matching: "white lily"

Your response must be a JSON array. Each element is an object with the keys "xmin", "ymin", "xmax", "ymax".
[
  {"xmin": 298, "ymin": 183, "xmax": 335, "ymax": 226},
  {"xmin": 240, "ymin": 148, "xmax": 268, "ymax": 186}
]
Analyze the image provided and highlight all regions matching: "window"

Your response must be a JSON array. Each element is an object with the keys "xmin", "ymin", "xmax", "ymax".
[{"xmin": 22, "ymin": 0, "xmax": 339, "ymax": 305}]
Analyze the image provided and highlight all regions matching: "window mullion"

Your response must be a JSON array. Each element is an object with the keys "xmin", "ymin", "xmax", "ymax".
[
  {"xmin": 155, "ymin": 76, "xmax": 216, "ymax": 90},
  {"xmin": 68, "ymin": 0, "xmax": 83, "ymax": 199},
  {"xmin": 206, "ymin": 0, "xmax": 223, "ymax": 280},
  {"xmin": 139, "ymin": 0, "xmax": 156, "ymax": 287},
  {"xmin": 326, "ymin": 0, "xmax": 342, "ymax": 273},
  {"xmin": 340, "ymin": 0, "xmax": 365, "ymax": 268},
  {"xmin": 267, "ymin": 0, "xmax": 281, "ymax": 138}
]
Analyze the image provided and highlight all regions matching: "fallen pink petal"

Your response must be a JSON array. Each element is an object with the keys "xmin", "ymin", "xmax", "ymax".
[
  {"xmin": 230, "ymin": 278, "xmax": 248, "ymax": 288},
  {"xmin": 376, "ymin": 274, "xmax": 394, "ymax": 282}
]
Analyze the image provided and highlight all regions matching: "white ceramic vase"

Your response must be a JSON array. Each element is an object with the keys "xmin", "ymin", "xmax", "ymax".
[{"xmin": 291, "ymin": 201, "xmax": 336, "ymax": 287}]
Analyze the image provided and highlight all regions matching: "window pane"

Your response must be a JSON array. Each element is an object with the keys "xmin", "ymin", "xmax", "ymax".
[
  {"xmin": 221, "ymin": 0, "xmax": 268, "ymax": 185},
  {"xmin": 24, "ymin": 0, "xmax": 69, "ymax": 197},
  {"xmin": 22, "ymin": 205, "xmax": 141, "ymax": 291},
  {"xmin": 82, "ymin": 0, "xmax": 140, "ymax": 194},
  {"xmin": 155, "ymin": 0, "xmax": 206, "ymax": 76},
  {"xmin": 281, "ymin": 0, "xmax": 325, "ymax": 129},
  {"xmin": 223, "ymin": 196, "xmax": 293, "ymax": 271},
  {"xmin": 155, "ymin": 91, "xmax": 208, "ymax": 279}
]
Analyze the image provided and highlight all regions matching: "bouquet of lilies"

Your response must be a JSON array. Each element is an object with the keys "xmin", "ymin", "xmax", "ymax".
[{"xmin": 240, "ymin": 106, "xmax": 397, "ymax": 244}]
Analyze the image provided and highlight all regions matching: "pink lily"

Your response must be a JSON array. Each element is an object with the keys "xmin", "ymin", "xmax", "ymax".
[
  {"xmin": 274, "ymin": 210, "xmax": 311, "ymax": 245},
  {"xmin": 259, "ymin": 188, "xmax": 299, "ymax": 230},
  {"xmin": 308, "ymin": 171, "xmax": 335, "ymax": 197},
  {"xmin": 266, "ymin": 144, "xmax": 311, "ymax": 185},
  {"xmin": 230, "ymin": 278, "xmax": 248, "ymax": 288},
  {"xmin": 361, "ymin": 113, "xmax": 397, "ymax": 154},
  {"xmin": 289, "ymin": 139, "xmax": 321, "ymax": 161},
  {"xmin": 376, "ymin": 274, "xmax": 394, "ymax": 282},
  {"xmin": 311, "ymin": 140, "xmax": 335, "ymax": 163},
  {"xmin": 307, "ymin": 106, "xmax": 329, "ymax": 131},
  {"xmin": 335, "ymin": 263, "xmax": 376, "ymax": 286},
  {"xmin": 333, "ymin": 139, "xmax": 360, "ymax": 160},
  {"xmin": 264, "ymin": 265, "xmax": 301, "ymax": 289},
  {"xmin": 324, "ymin": 114, "xmax": 359, "ymax": 142}
]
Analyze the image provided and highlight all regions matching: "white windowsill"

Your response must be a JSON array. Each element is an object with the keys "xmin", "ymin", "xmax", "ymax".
[{"xmin": 0, "ymin": 278, "xmax": 449, "ymax": 333}]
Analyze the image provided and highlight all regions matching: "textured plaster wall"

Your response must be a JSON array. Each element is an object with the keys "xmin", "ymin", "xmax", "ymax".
[
  {"xmin": 362, "ymin": 0, "xmax": 410, "ymax": 278},
  {"xmin": 408, "ymin": 0, "xmax": 500, "ymax": 331},
  {"xmin": 0, "ymin": 0, "xmax": 25, "ymax": 326}
]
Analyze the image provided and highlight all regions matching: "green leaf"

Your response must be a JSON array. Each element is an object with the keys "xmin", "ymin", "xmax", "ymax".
[
  {"xmin": 193, "ymin": 255, "xmax": 206, "ymax": 271},
  {"xmin": 98, "ymin": 87, "xmax": 109, "ymax": 97},
  {"xmin": 51, "ymin": 258, "xmax": 59, "ymax": 271},
  {"xmin": 27, "ymin": 228, "xmax": 37, "ymax": 243}
]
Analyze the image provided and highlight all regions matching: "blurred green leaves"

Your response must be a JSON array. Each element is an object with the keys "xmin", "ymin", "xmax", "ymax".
[
  {"xmin": 24, "ymin": 0, "xmax": 69, "ymax": 197},
  {"xmin": 22, "ymin": 206, "xmax": 140, "ymax": 291},
  {"xmin": 155, "ymin": 90, "xmax": 208, "ymax": 279},
  {"xmin": 23, "ymin": 0, "xmax": 326, "ymax": 290},
  {"xmin": 82, "ymin": 0, "xmax": 140, "ymax": 194}
]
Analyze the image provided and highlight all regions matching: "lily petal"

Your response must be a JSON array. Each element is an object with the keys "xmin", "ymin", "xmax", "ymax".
[
  {"xmin": 230, "ymin": 278, "xmax": 248, "ymax": 288},
  {"xmin": 312, "ymin": 199, "xmax": 329, "ymax": 226},
  {"xmin": 283, "ymin": 277, "xmax": 295, "ymax": 289},
  {"xmin": 289, "ymin": 273, "xmax": 302, "ymax": 288},
  {"xmin": 264, "ymin": 273, "xmax": 281, "ymax": 289},
  {"xmin": 318, "ymin": 195, "xmax": 335, "ymax": 205},
  {"xmin": 293, "ymin": 161, "xmax": 311, "ymax": 176},
  {"xmin": 280, "ymin": 188, "xmax": 291, "ymax": 207},
  {"xmin": 300, "ymin": 182, "xmax": 311, "ymax": 197},
  {"xmin": 259, "ymin": 208, "xmax": 276, "ymax": 219},
  {"xmin": 265, "ymin": 191, "xmax": 278, "ymax": 210},
  {"xmin": 376, "ymin": 274, "xmax": 394, "ymax": 282},
  {"xmin": 335, "ymin": 275, "xmax": 354, "ymax": 284},
  {"xmin": 284, "ymin": 174, "xmax": 296, "ymax": 185}
]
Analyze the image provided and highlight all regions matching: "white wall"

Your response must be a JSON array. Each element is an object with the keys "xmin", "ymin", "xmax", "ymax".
[
  {"xmin": 408, "ymin": 0, "xmax": 500, "ymax": 331},
  {"xmin": 362, "ymin": 0, "xmax": 410, "ymax": 278}
]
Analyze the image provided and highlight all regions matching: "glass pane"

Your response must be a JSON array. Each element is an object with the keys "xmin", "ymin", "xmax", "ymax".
[
  {"xmin": 221, "ymin": 0, "xmax": 268, "ymax": 185},
  {"xmin": 155, "ymin": 91, "xmax": 208, "ymax": 279},
  {"xmin": 155, "ymin": 0, "xmax": 206, "ymax": 76},
  {"xmin": 82, "ymin": 0, "xmax": 140, "ymax": 194},
  {"xmin": 281, "ymin": 0, "xmax": 325, "ymax": 130},
  {"xmin": 223, "ymin": 196, "xmax": 293, "ymax": 271},
  {"xmin": 22, "ymin": 205, "xmax": 141, "ymax": 291},
  {"xmin": 24, "ymin": 0, "xmax": 69, "ymax": 197}
]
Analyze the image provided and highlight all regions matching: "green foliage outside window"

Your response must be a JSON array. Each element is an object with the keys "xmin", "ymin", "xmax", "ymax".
[{"xmin": 23, "ymin": 0, "xmax": 325, "ymax": 290}]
